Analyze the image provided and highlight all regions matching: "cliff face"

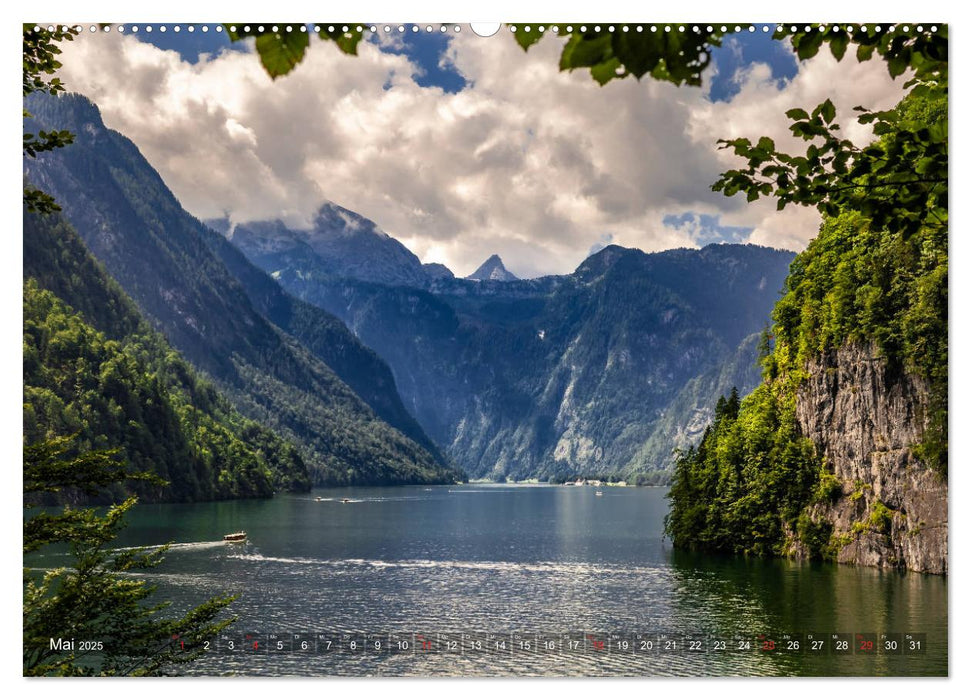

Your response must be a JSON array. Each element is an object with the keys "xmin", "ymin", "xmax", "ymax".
[{"xmin": 794, "ymin": 342, "xmax": 947, "ymax": 574}]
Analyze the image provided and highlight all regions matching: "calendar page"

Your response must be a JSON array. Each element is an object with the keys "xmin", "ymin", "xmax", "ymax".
[{"xmin": 21, "ymin": 11, "xmax": 948, "ymax": 682}]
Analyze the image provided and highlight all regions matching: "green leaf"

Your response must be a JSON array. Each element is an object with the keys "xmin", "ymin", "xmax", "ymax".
[
  {"xmin": 887, "ymin": 52, "xmax": 910, "ymax": 78},
  {"xmin": 252, "ymin": 31, "xmax": 311, "ymax": 79},
  {"xmin": 511, "ymin": 25, "xmax": 545, "ymax": 51},
  {"xmin": 786, "ymin": 108, "xmax": 810, "ymax": 121},
  {"xmin": 559, "ymin": 32, "xmax": 614, "ymax": 71},
  {"xmin": 590, "ymin": 56, "xmax": 623, "ymax": 85},
  {"xmin": 819, "ymin": 99, "xmax": 836, "ymax": 125},
  {"xmin": 914, "ymin": 156, "xmax": 939, "ymax": 176},
  {"xmin": 829, "ymin": 34, "xmax": 849, "ymax": 61},
  {"xmin": 856, "ymin": 43, "xmax": 875, "ymax": 62},
  {"xmin": 318, "ymin": 25, "xmax": 364, "ymax": 55},
  {"xmin": 794, "ymin": 31, "xmax": 825, "ymax": 60}
]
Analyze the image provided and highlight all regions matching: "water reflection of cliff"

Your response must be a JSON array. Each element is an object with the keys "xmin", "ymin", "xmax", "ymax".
[{"xmin": 667, "ymin": 549, "xmax": 947, "ymax": 676}]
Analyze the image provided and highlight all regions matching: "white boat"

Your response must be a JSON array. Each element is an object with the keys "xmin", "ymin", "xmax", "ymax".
[
  {"xmin": 222, "ymin": 531, "xmax": 247, "ymax": 542},
  {"xmin": 595, "ymin": 491, "xmax": 603, "ymax": 497}
]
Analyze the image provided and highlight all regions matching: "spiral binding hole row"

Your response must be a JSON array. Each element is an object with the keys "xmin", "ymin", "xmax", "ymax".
[{"xmin": 32, "ymin": 24, "xmax": 940, "ymax": 36}]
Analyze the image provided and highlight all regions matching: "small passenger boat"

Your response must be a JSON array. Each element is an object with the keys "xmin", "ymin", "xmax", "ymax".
[{"xmin": 223, "ymin": 532, "xmax": 247, "ymax": 542}]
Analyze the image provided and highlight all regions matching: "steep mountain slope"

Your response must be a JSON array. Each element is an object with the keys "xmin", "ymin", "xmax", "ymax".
[
  {"xmin": 467, "ymin": 255, "xmax": 519, "ymax": 281},
  {"xmin": 666, "ymin": 214, "xmax": 947, "ymax": 573},
  {"xmin": 24, "ymin": 93, "xmax": 459, "ymax": 486},
  {"xmin": 198, "ymin": 215, "xmax": 445, "ymax": 463},
  {"xmin": 628, "ymin": 332, "xmax": 764, "ymax": 483},
  {"xmin": 794, "ymin": 342, "xmax": 946, "ymax": 572},
  {"xmin": 24, "ymin": 210, "xmax": 311, "ymax": 502},
  {"xmin": 227, "ymin": 219, "xmax": 794, "ymax": 481}
]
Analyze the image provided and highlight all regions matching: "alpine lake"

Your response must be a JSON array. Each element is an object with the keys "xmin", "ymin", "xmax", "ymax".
[{"xmin": 32, "ymin": 484, "xmax": 947, "ymax": 677}]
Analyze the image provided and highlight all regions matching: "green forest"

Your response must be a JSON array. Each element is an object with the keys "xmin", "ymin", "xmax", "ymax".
[
  {"xmin": 24, "ymin": 211, "xmax": 312, "ymax": 502},
  {"xmin": 665, "ymin": 85, "xmax": 948, "ymax": 558}
]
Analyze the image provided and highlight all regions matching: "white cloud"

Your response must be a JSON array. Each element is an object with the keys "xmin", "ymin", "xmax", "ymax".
[{"xmin": 55, "ymin": 31, "xmax": 910, "ymax": 277}]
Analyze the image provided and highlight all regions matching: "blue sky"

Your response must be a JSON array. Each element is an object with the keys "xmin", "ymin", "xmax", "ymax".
[
  {"xmin": 373, "ymin": 31, "xmax": 466, "ymax": 93},
  {"xmin": 131, "ymin": 25, "xmax": 796, "ymax": 103},
  {"xmin": 707, "ymin": 31, "xmax": 799, "ymax": 102},
  {"xmin": 129, "ymin": 25, "xmax": 241, "ymax": 62},
  {"xmin": 131, "ymin": 25, "xmax": 466, "ymax": 93}
]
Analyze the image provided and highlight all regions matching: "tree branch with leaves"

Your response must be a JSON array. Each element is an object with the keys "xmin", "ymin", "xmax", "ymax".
[
  {"xmin": 712, "ymin": 89, "xmax": 947, "ymax": 239},
  {"xmin": 23, "ymin": 435, "xmax": 237, "ymax": 676},
  {"xmin": 23, "ymin": 25, "xmax": 78, "ymax": 213}
]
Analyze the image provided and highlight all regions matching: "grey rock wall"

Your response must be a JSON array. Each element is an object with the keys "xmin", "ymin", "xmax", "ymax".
[{"xmin": 795, "ymin": 342, "xmax": 947, "ymax": 574}]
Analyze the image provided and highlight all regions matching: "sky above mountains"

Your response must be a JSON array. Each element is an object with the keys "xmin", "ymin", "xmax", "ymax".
[{"xmin": 55, "ymin": 25, "xmax": 908, "ymax": 278}]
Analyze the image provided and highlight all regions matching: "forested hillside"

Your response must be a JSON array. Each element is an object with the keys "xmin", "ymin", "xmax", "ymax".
[
  {"xmin": 24, "ymin": 210, "xmax": 311, "ymax": 502},
  {"xmin": 23, "ymin": 92, "xmax": 460, "ymax": 487},
  {"xmin": 201, "ymin": 222, "xmax": 445, "ymax": 462}
]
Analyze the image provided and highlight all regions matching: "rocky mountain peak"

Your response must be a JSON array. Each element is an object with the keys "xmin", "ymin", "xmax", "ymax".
[{"xmin": 467, "ymin": 254, "xmax": 518, "ymax": 281}]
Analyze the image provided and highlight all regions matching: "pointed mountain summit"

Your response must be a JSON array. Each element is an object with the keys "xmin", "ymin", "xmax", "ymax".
[{"xmin": 466, "ymin": 254, "xmax": 519, "ymax": 281}]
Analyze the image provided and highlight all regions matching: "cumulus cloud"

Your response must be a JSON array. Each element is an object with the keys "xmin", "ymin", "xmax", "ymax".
[{"xmin": 55, "ymin": 30, "xmax": 910, "ymax": 277}]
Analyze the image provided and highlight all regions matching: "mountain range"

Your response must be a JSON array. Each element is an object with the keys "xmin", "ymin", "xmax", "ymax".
[
  {"xmin": 24, "ymin": 93, "xmax": 459, "ymax": 488},
  {"xmin": 25, "ymin": 92, "xmax": 795, "ymax": 489},
  {"xmin": 219, "ymin": 210, "xmax": 794, "ymax": 482}
]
